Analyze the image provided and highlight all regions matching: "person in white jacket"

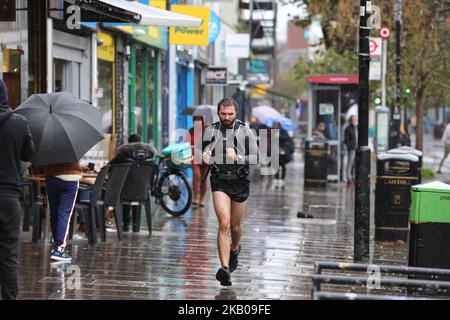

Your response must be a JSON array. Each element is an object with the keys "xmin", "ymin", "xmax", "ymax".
[{"xmin": 437, "ymin": 117, "xmax": 450, "ymax": 174}]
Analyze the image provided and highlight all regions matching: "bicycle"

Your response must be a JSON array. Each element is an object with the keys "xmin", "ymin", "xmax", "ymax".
[{"xmin": 150, "ymin": 145, "xmax": 193, "ymax": 217}]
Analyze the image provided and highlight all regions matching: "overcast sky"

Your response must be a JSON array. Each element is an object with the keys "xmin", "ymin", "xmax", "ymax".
[{"xmin": 276, "ymin": 1, "xmax": 308, "ymax": 44}]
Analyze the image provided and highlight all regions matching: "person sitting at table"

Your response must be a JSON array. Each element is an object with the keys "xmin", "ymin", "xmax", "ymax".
[
  {"xmin": 109, "ymin": 134, "xmax": 157, "ymax": 232},
  {"xmin": 41, "ymin": 161, "xmax": 89, "ymax": 262}
]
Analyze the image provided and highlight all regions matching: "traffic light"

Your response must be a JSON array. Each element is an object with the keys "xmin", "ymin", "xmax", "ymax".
[
  {"xmin": 374, "ymin": 97, "xmax": 381, "ymax": 105},
  {"xmin": 405, "ymin": 88, "xmax": 412, "ymax": 95}
]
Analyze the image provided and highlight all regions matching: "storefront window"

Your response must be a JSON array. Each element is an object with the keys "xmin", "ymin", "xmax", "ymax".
[
  {"xmin": 54, "ymin": 58, "xmax": 81, "ymax": 98},
  {"xmin": 147, "ymin": 51, "xmax": 154, "ymax": 144},
  {"xmin": 135, "ymin": 47, "xmax": 143, "ymax": 137},
  {"xmin": 98, "ymin": 59, "xmax": 114, "ymax": 133},
  {"xmin": 54, "ymin": 59, "xmax": 64, "ymax": 93}
]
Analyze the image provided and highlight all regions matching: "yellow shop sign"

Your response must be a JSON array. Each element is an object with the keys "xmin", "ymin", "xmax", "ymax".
[
  {"xmin": 169, "ymin": 5, "xmax": 210, "ymax": 46},
  {"xmin": 98, "ymin": 32, "xmax": 115, "ymax": 62}
]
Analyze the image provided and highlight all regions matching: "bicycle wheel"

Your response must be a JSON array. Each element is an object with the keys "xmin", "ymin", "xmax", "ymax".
[{"xmin": 157, "ymin": 170, "xmax": 192, "ymax": 216}]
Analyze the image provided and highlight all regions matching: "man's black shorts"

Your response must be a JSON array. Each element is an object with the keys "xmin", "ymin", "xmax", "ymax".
[{"xmin": 210, "ymin": 176, "xmax": 250, "ymax": 203}]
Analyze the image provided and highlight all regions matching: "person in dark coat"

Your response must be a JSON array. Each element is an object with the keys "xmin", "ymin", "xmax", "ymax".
[
  {"xmin": 273, "ymin": 122, "xmax": 295, "ymax": 188},
  {"xmin": 0, "ymin": 79, "xmax": 35, "ymax": 299},
  {"xmin": 344, "ymin": 115, "xmax": 358, "ymax": 184}
]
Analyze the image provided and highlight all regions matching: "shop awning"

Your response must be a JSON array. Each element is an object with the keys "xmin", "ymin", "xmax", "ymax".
[{"xmin": 66, "ymin": 0, "xmax": 202, "ymax": 27}]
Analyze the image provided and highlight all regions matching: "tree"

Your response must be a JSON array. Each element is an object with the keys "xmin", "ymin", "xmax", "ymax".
[
  {"xmin": 293, "ymin": 48, "xmax": 357, "ymax": 94},
  {"xmin": 284, "ymin": 0, "xmax": 450, "ymax": 150},
  {"xmin": 273, "ymin": 71, "xmax": 303, "ymax": 99},
  {"xmin": 402, "ymin": 0, "xmax": 450, "ymax": 150}
]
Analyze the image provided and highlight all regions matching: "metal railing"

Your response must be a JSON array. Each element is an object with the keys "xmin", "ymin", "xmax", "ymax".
[{"xmin": 311, "ymin": 261, "xmax": 450, "ymax": 300}]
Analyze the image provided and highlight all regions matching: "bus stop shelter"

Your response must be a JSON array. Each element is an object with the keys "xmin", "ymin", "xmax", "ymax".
[{"xmin": 307, "ymin": 75, "xmax": 359, "ymax": 182}]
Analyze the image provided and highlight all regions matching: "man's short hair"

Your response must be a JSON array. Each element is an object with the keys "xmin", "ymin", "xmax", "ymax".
[
  {"xmin": 217, "ymin": 97, "xmax": 238, "ymax": 113},
  {"xmin": 128, "ymin": 134, "xmax": 142, "ymax": 143}
]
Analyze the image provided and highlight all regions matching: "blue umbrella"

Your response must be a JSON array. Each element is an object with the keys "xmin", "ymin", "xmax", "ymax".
[{"xmin": 263, "ymin": 116, "xmax": 299, "ymax": 132}]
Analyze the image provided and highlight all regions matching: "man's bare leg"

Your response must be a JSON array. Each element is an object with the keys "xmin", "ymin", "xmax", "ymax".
[
  {"xmin": 230, "ymin": 200, "xmax": 246, "ymax": 252},
  {"xmin": 213, "ymin": 191, "xmax": 232, "ymax": 267}
]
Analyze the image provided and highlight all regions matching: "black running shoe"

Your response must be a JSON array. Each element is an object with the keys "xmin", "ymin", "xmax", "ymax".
[
  {"xmin": 229, "ymin": 245, "xmax": 241, "ymax": 273},
  {"xmin": 215, "ymin": 267, "xmax": 232, "ymax": 286}
]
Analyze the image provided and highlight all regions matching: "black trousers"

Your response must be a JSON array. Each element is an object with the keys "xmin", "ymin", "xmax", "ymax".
[
  {"xmin": 0, "ymin": 197, "xmax": 20, "ymax": 300},
  {"xmin": 275, "ymin": 164, "xmax": 286, "ymax": 180},
  {"xmin": 122, "ymin": 205, "xmax": 139, "ymax": 229}
]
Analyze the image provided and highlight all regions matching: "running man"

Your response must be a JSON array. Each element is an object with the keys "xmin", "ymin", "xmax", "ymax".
[{"xmin": 202, "ymin": 98, "xmax": 258, "ymax": 286}]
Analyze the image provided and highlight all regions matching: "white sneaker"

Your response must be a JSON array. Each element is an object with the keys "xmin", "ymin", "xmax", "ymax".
[
  {"xmin": 273, "ymin": 179, "xmax": 280, "ymax": 188},
  {"xmin": 279, "ymin": 180, "xmax": 285, "ymax": 188}
]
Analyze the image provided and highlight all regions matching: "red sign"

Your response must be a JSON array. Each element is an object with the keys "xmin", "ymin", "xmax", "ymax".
[
  {"xmin": 307, "ymin": 75, "xmax": 359, "ymax": 84},
  {"xmin": 370, "ymin": 39, "xmax": 379, "ymax": 53},
  {"xmin": 380, "ymin": 27, "xmax": 390, "ymax": 39}
]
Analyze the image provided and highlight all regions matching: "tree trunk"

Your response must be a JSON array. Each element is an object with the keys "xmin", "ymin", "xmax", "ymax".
[{"xmin": 415, "ymin": 86, "xmax": 425, "ymax": 151}]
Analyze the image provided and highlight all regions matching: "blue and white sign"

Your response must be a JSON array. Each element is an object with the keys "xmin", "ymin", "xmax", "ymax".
[
  {"xmin": 225, "ymin": 33, "xmax": 250, "ymax": 58},
  {"xmin": 208, "ymin": 11, "xmax": 221, "ymax": 44},
  {"xmin": 249, "ymin": 60, "xmax": 270, "ymax": 74}
]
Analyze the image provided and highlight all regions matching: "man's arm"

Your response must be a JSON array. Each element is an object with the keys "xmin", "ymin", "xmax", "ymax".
[
  {"xmin": 202, "ymin": 126, "xmax": 217, "ymax": 152},
  {"xmin": 21, "ymin": 120, "xmax": 35, "ymax": 162},
  {"xmin": 237, "ymin": 127, "xmax": 259, "ymax": 165}
]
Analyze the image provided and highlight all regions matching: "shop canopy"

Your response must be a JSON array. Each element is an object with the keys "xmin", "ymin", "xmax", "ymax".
[{"xmin": 66, "ymin": 0, "xmax": 202, "ymax": 27}]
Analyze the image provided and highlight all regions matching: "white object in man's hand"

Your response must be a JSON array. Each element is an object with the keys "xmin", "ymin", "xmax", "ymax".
[
  {"xmin": 226, "ymin": 148, "xmax": 239, "ymax": 161},
  {"xmin": 202, "ymin": 150, "xmax": 212, "ymax": 165}
]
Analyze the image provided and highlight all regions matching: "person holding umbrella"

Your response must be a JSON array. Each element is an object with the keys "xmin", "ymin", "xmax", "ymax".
[
  {"xmin": 15, "ymin": 92, "xmax": 104, "ymax": 262},
  {"xmin": 41, "ymin": 162, "xmax": 87, "ymax": 261},
  {"xmin": 0, "ymin": 79, "xmax": 35, "ymax": 299}
]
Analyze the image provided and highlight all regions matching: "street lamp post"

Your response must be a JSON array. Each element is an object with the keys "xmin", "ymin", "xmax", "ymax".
[
  {"xmin": 390, "ymin": 0, "xmax": 403, "ymax": 149},
  {"xmin": 354, "ymin": 0, "xmax": 371, "ymax": 262}
]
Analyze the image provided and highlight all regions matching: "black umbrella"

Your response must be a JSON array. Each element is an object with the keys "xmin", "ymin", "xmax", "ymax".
[{"xmin": 15, "ymin": 92, "xmax": 104, "ymax": 166}]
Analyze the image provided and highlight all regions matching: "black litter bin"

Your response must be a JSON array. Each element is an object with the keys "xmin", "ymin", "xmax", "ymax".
[
  {"xmin": 387, "ymin": 147, "xmax": 423, "ymax": 183},
  {"xmin": 433, "ymin": 123, "xmax": 444, "ymax": 139},
  {"xmin": 304, "ymin": 139, "xmax": 328, "ymax": 188},
  {"xmin": 375, "ymin": 152, "xmax": 420, "ymax": 241},
  {"xmin": 398, "ymin": 146, "xmax": 423, "ymax": 168}
]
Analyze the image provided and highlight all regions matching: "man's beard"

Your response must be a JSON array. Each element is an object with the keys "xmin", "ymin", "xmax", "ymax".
[{"xmin": 221, "ymin": 118, "xmax": 235, "ymax": 128}]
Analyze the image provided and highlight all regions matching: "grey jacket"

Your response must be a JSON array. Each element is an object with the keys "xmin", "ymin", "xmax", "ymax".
[{"xmin": 202, "ymin": 120, "xmax": 259, "ymax": 174}]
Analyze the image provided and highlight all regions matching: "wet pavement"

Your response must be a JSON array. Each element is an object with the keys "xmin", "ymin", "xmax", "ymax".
[
  {"xmin": 419, "ymin": 134, "xmax": 450, "ymax": 183},
  {"xmin": 16, "ymin": 136, "xmax": 448, "ymax": 300}
]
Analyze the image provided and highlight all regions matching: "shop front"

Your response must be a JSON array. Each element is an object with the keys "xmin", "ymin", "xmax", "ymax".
[{"xmin": 108, "ymin": 0, "xmax": 168, "ymax": 148}]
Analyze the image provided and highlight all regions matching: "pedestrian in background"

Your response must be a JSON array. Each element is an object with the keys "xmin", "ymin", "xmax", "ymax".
[
  {"xmin": 313, "ymin": 121, "xmax": 327, "ymax": 140},
  {"xmin": 0, "ymin": 79, "xmax": 35, "ymax": 299},
  {"xmin": 437, "ymin": 117, "xmax": 450, "ymax": 174},
  {"xmin": 273, "ymin": 122, "xmax": 295, "ymax": 188},
  {"xmin": 344, "ymin": 115, "xmax": 358, "ymax": 185},
  {"xmin": 184, "ymin": 116, "xmax": 209, "ymax": 207}
]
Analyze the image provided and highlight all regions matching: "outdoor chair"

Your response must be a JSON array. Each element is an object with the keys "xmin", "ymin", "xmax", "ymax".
[
  {"xmin": 20, "ymin": 179, "xmax": 44, "ymax": 242},
  {"xmin": 71, "ymin": 165, "xmax": 110, "ymax": 245},
  {"xmin": 102, "ymin": 163, "xmax": 133, "ymax": 241}
]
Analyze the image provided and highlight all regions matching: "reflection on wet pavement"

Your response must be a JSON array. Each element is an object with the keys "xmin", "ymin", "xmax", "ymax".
[{"xmin": 17, "ymin": 152, "xmax": 410, "ymax": 300}]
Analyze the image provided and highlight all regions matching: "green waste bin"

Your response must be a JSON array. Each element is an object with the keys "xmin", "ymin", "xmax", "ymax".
[{"xmin": 408, "ymin": 181, "xmax": 450, "ymax": 269}]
